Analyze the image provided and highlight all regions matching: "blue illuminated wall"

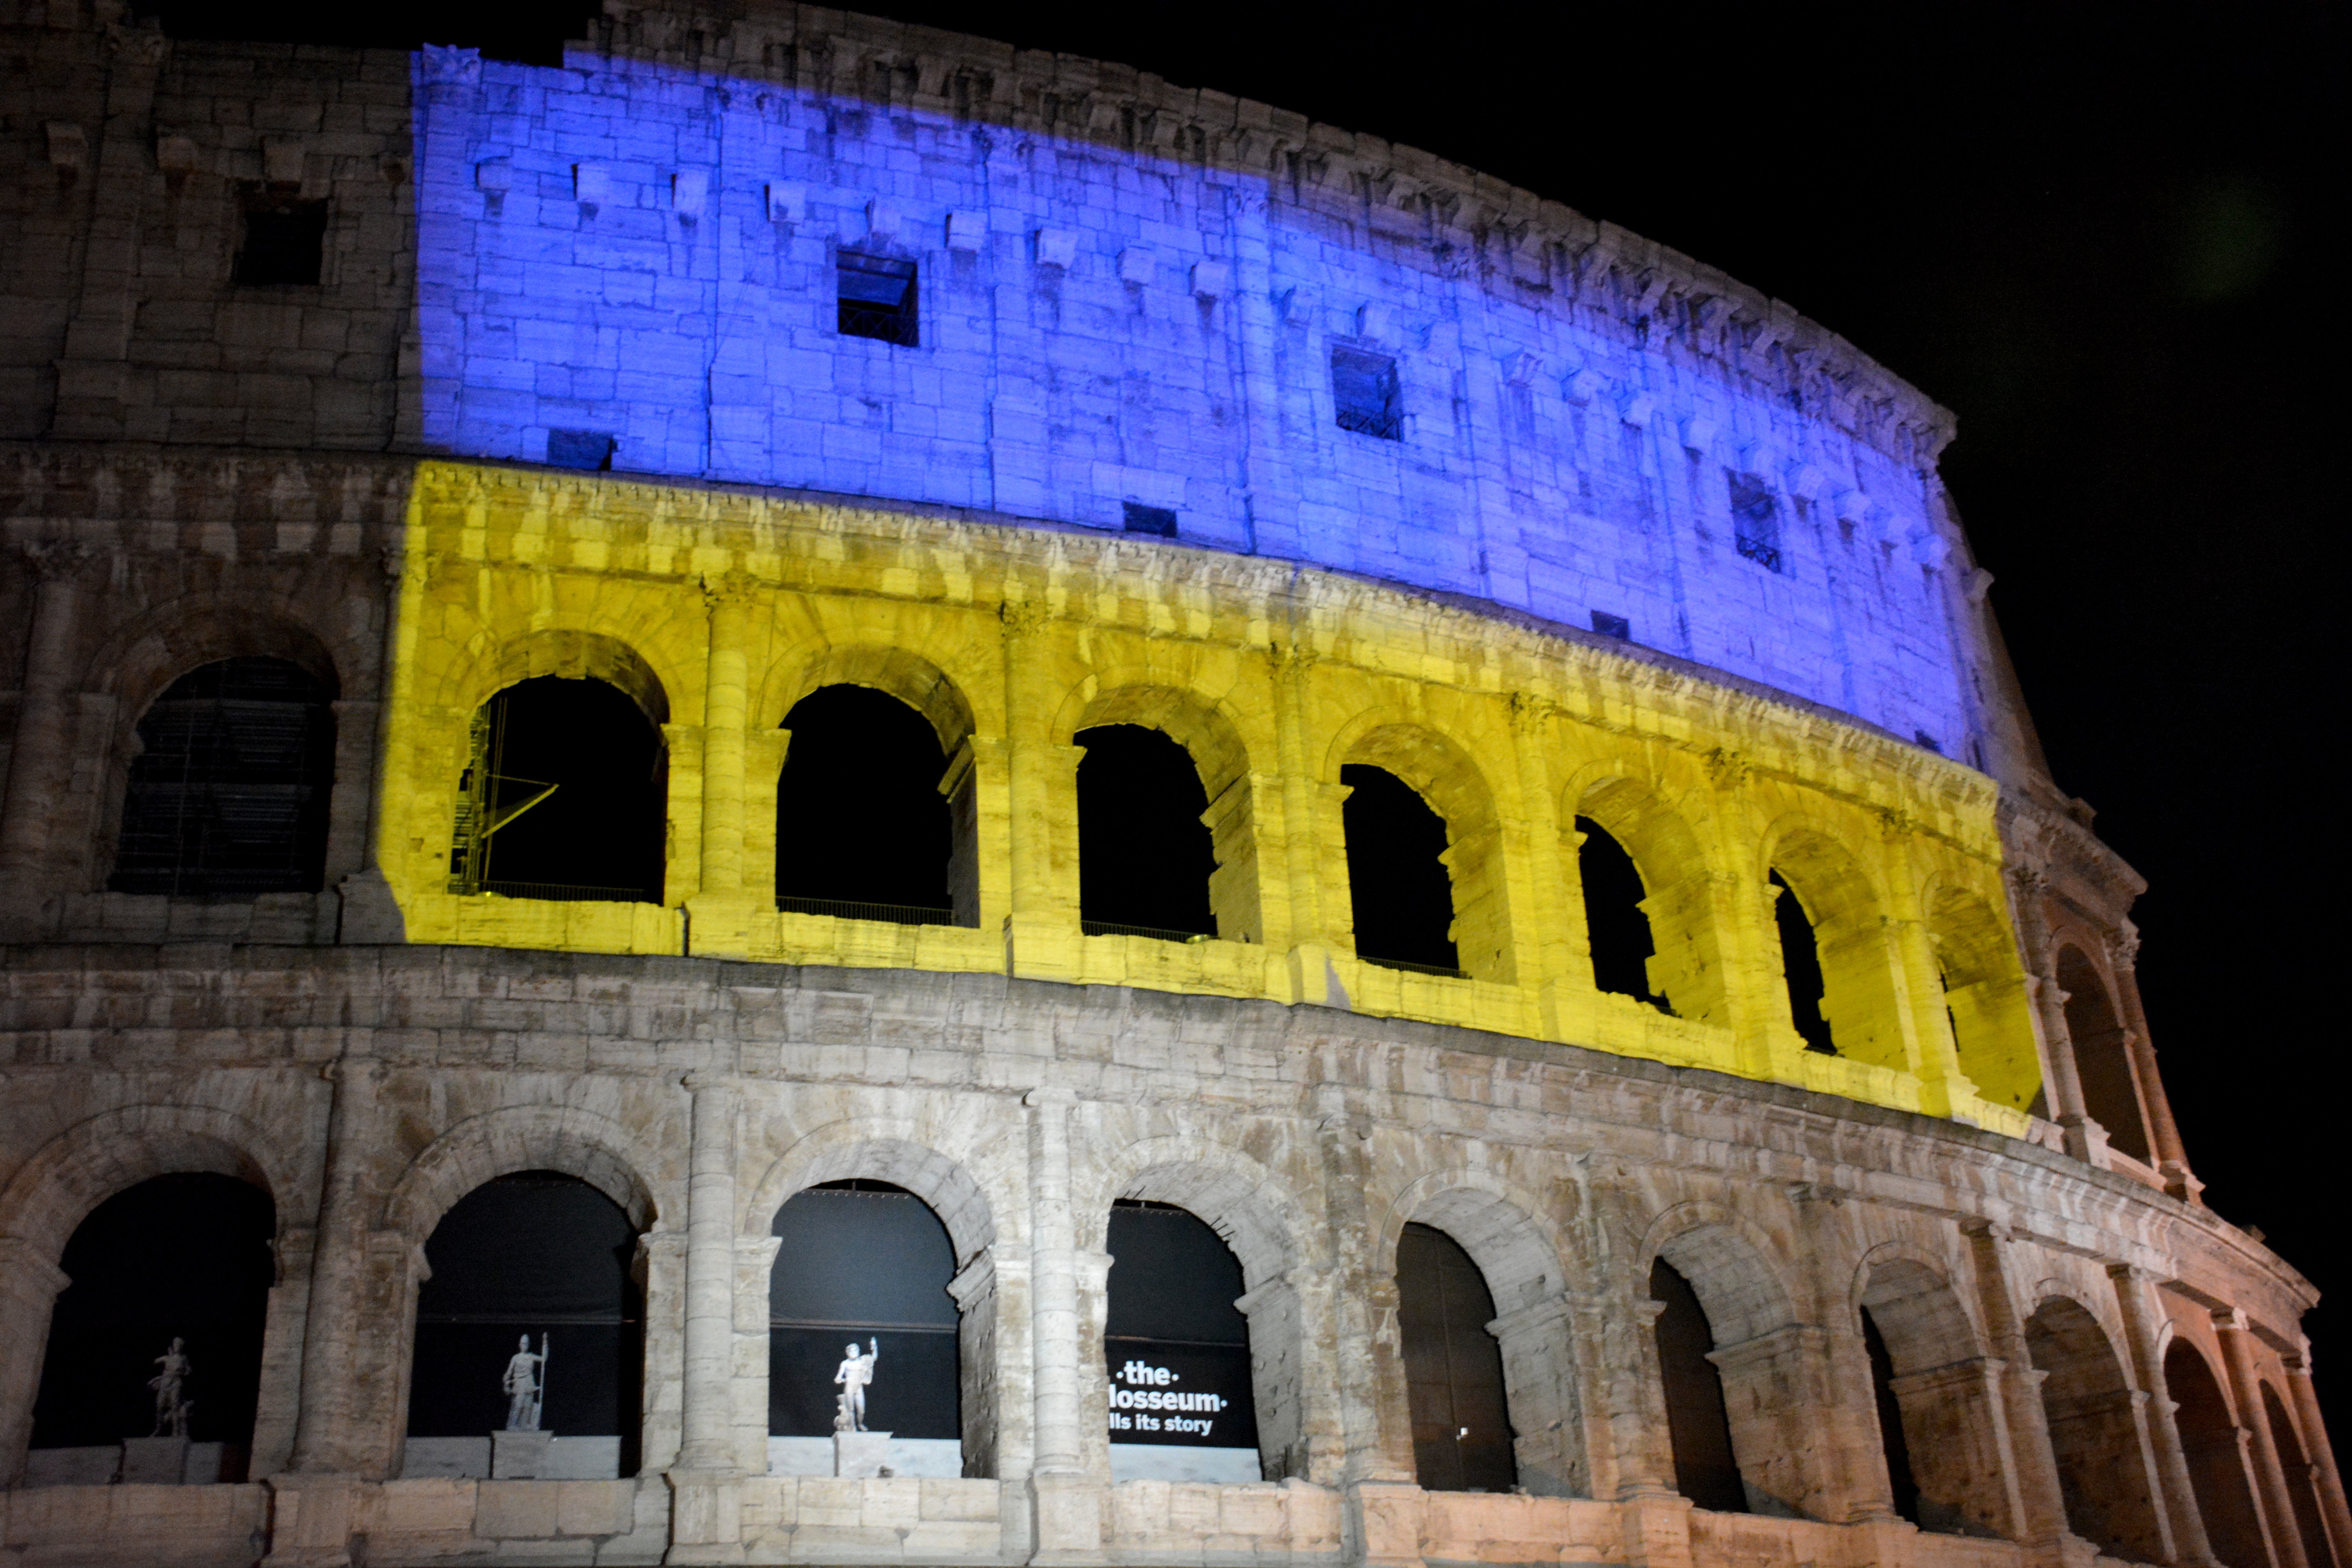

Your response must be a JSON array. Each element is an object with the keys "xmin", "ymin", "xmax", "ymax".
[{"xmin": 411, "ymin": 44, "xmax": 1980, "ymax": 755}]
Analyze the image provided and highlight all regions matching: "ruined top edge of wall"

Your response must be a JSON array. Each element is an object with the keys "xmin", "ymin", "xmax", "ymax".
[{"xmin": 387, "ymin": 2, "xmax": 1958, "ymax": 465}]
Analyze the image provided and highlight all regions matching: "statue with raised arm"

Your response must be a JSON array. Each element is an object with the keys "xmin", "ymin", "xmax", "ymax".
[
  {"xmin": 832, "ymin": 1337, "xmax": 878, "ymax": 1432},
  {"xmin": 501, "ymin": 1334, "xmax": 547, "ymax": 1431},
  {"xmin": 148, "ymin": 1337, "xmax": 193, "ymax": 1437}
]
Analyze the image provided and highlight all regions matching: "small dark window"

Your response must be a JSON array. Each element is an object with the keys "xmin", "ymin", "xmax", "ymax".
[
  {"xmin": 838, "ymin": 250, "xmax": 919, "ymax": 345},
  {"xmin": 1591, "ymin": 610, "xmax": 1630, "ymax": 640},
  {"xmin": 1332, "ymin": 346, "xmax": 1402, "ymax": 440},
  {"xmin": 1121, "ymin": 501, "xmax": 1178, "ymax": 537},
  {"xmin": 547, "ymin": 429, "xmax": 616, "ymax": 470},
  {"xmin": 1727, "ymin": 472, "xmax": 1782, "ymax": 573},
  {"xmin": 1913, "ymin": 730, "xmax": 1942, "ymax": 755},
  {"xmin": 235, "ymin": 196, "xmax": 327, "ymax": 286}
]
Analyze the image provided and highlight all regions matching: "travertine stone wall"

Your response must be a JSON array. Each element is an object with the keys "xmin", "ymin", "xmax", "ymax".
[{"xmin": 0, "ymin": 949, "xmax": 2327, "ymax": 1567}]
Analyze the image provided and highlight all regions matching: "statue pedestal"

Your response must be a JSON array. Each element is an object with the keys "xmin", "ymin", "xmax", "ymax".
[
  {"xmin": 490, "ymin": 1429, "xmax": 553, "ymax": 1479},
  {"xmin": 120, "ymin": 1436, "xmax": 190, "ymax": 1485},
  {"xmin": 832, "ymin": 1430, "xmax": 893, "ymax": 1478}
]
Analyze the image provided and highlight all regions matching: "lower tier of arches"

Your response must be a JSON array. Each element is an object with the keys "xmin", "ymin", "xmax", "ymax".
[{"xmin": 0, "ymin": 946, "xmax": 2337, "ymax": 1568}]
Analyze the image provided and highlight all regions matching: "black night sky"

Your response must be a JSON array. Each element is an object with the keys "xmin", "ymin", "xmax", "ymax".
[{"xmin": 154, "ymin": 0, "xmax": 2341, "ymax": 1434}]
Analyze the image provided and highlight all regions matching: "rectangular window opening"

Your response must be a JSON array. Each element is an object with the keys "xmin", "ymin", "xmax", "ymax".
[
  {"xmin": 547, "ymin": 429, "xmax": 616, "ymax": 471},
  {"xmin": 1727, "ymin": 471, "xmax": 1784, "ymax": 573},
  {"xmin": 1121, "ymin": 502, "xmax": 1178, "ymax": 537},
  {"xmin": 1591, "ymin": 610, "xmax": 1631, "ymax": 641},
  {"xmin": 837, "ymin": 250, "xmax": 919, "ymax": 346},
  {"xmin": 1331, "ymin": 345, "xmax": 1402, "ymax": 440},
  {"xmin": 235, "ymin": 196, "xmax": 327, "ymax": 286}
]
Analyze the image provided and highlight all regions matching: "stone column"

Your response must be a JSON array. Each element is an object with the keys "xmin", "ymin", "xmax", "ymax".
[
  {"xmin": 668, "ymin": 1071, "xmax": 744, "ymax": 1562},
  {"xmin": 2109, "ymin": 1265, "xmax": 2222, "ymax": 1566},
  {"xmin": 0, "ymin": 1236, "xmax": 71, "ymax": 1485},
  {"xmin": 2217, "ymin": 1309, "xmax": 2310, "ymax": 1568},
  {"xmin": 0, "ymin": 543, "xmax": 95, "ymax": 904},
  {"xmin": 1270, "ymin": 633, "xmax": 1350, "ymax": 1005},
  {"xmin": 289, "ymin": 1059, "xmax": 378, "ymax": 1475},
  {"xmin": 2105, "ymin": 929, "xmax": 2201, "ymax": 1202},
  {"xmin": 47, "ymin": 19, "xmax": 165, "ymax": 440},
  {"xmin": 1315, "ymin": 1085, "xmax": 1414, "ymax": 1486},
  {"xmin": 731, "ymin": 1235, "xmax": 781, "ymax": 1478},
  {"xmin": 1488, "ymin": 1292, "xmax": 1587, "ymax": 1497},
  {"xmin": 2002, "ymin": 866, "xmax": 2100, "ymax": 1162},
  {"xmin": 998, "ymin": 603, "xmax": 1082, "ymax": 981},
  {"xmin": 247, "ymin": 1224, "xmax": 317, "ymax": 1478},
  {"xmin": 1024, "ymin": 1085, "xmax": 1102, "ymax": 1561},
  {"xmin": 2283, "ymin": 1345, "xmax": 2352, "ymax": 1568},
  {"xmin": 1960, "ymin": 1220, "xmax": 2072, "ymax": 1548},
  {"xmin": 697, "ymin": 577, "xmax": 750, "ymax": 900}
]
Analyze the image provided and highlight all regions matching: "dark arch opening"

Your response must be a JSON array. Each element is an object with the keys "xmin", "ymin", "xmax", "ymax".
[
  {"xmin": 2165, "ymin": 1341, "xmax": 2268, "ymax": 1567},
  {"xmin": 405, "ymin": 1171, "xmax": 643, "ymax": 1479},
  {"xmin": 1105, "ymin": 1199, "xmax": 1261, "ymax": 1482},
  {"xmin": 2024, "ymin": 1298, "xmax": 2165, "ymax": 1562},
  {"xmin": 1769, "ymin": 869, "xmax": 1836, "ymax": 1054},
  {"xmin": 2264, "ymin": 1384, "xmax": 2339, "ymax": 1568},
  {"xmin": 775, "ymin": 685, "xmax": 957, "ymax": 924},
  {"xmin": 1076, "ymin": 724, "xmax": 1217, "ymax": 940},
  {"xmin": 109, "ymin": 656, "xmax": 335, "ymax": 897},
  {"xmin": 449, "ymin": 677, "xmax": 665, "ymax": 903},
  {"xmin": 767, "ymin": 1180, "xmax": 962, "ymax": 1473},
  {"xmin": 1861, "ymin": 1307, "xmax": 1920, "ymax": 1525},
  {"xmin": 1342, "ymin": 763, "xmax": 1459, "ymax": 976},
  {"xmin": 1577, "ymin": 817, "xmax": 1669, "ymax": 1011},
  {"xmin": 1397, "ymin": 1221, "xmax": 1515, "ymax": 1493},
  {"xmin": 2056, "ymin": 947, "xmax": 2152, "ymax": 1163},
  {"xmin": 1649, "ymin": 1256, "xmax": 1744, "ymax": 1513},
  {"xmin": 28, "ymin": 1174, "xmax": 274, "ymax": 1483}
]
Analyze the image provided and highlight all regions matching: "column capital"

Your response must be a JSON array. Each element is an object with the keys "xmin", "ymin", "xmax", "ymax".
[{"xmin": 1023, "ymin": 1084, "xmax": 1077, "ymax": 1109}]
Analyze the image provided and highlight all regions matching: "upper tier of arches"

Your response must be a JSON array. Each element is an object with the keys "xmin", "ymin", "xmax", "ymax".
[
  {"xmin": 373, "ymin": 461, "xmax": 2038, "ymax": 1136},
  {"xmin": 410, "ymin": 16, "xmax": 1986, "ymax": 759}
]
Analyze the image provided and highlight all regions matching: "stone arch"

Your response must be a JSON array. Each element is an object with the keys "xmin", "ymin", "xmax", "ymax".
[
  {"xmin": 1382, "ymin": 1171, "xmax": 1586, "ymax": 1496},
  {"xmin": 765, "ymin": 643, "xmax": 976, "ymax": 755},
  {"xmin": 2024, "ymin": 1293, "xmax": 2168, "ymax": 1562},
  {"xmin": 0, "ymin": 1103, "xmax": 304, "ymax": 1484},
  {"xmin": 1572, "ymin": 771, "xmax": 1727, "ymax": 1023},
  {"xmin": 1090, "ymin": 1134, "xmax": 1326, "ymax": 1483},
  {"xmin": 1923, "ymin": 878, "xmax": 2042, "ymax": 1112},
  {"xmin": 1061, "ymin": 680, "xmax": 1263, "ymax": 944},
  {"xmin": 458, "ymin": 629, "xmax": 672, "ymax": 730},
  {"xmin": 2054, "ymin": 942, "xmax": 2152, "ymax": 1164},
  {"xmin": 1852, "ymin": 1243, "xmax": 2013, "ymax": 1538},
  {"xmin": 381, "ymin": 1105, "xmax": 668, "ymax": 1242},
  {"xmin": 1640, "ymin": 1202, "xmax": 1830, "ymax": 1518},
  {"xmin": 747, "ymin": 1125, "xmax": 998, "ymax": 1267},
  {"xmin": 1332, "ymin": 716, "xmax": 1515, "ymax": 982},
  {"xmin": 1761, "ymin": 817, "xmax": 1906, "ymax": 1071},
  {"xmin": 2261, "ymin": 1381, "xmax": 2338, "ymax": 1568},
  {"xmin": 2165, "ymin": 1337, "xmax": 2268, "ymax": 1567}
]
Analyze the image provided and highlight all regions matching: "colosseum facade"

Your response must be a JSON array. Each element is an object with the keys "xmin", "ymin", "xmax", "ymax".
[{"xmin": 0, "ymin": 4, "xmax": 2341, "ymax": 1566}]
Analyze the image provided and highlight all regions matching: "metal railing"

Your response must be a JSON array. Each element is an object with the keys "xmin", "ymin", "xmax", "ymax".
[
  {"xmin": 481, "ymin": 880, "xmax": 657, "ymax": 904},
  {"xmin": 777, "ymin": 895, "xmax": 956, "ymax": 927},
  {"xmin": 1360, "ymin": 953, "xmax": 1467, "ymax": 980},
  {"xmin": 1082, "ymin": 920, "xmax": 1215, "ymax": 944}
]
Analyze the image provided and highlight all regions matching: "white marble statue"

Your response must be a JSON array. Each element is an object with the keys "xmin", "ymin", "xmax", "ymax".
[
  {"xmin": 147, "ymin": 1337, "xmax": 192, "ymax": 1438},
  {"xmin": 833, "ymin": 1338, "xmax": 879, "ymax": 1432},
  {"xmin": 502, "ymin": 1334, "xmax": 547, "ymax": 1432}
]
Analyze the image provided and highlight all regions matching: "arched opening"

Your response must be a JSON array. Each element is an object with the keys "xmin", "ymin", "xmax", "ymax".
[
  {"xmin": 1104, "ymin": 1199, "xmax": 1261, "ymax": 1483},
  {"xmin": 1397, "ymin": 1221, "xmax": 1515, "ymax": 1493},
  {"xmin": 775, "ymin": 685, "xmax": 958, "ymax": 924},
  {"xmin": 1648, "ymin": 1257, "xmax": 1744, "ymax": 1513},
  {"xmin": 1342, "ymin": 765, "xmax": 1461, "ymax": 976},
  {"xmin": 2165, "ymin": 1340, "xmax": 2267, "ymax": 1567},
  {"xmin": 2024, "ymin": 1297, "xmax": 2165, "ymax": 1562},
  {"xmin": 1576, "ymin": 777, "xmax": 1727, "ymax": 1024},
  {"xmin": 403, "ymin": 1172, "xmax": 643, "ymax": 1479},
  {"xmin": 1925, "ymin": 884, "xmax": 2044, "ymax": 1113},
  {"xmin": 1858, "ymin": 1256, "xmax": 2012, "ymax": 1538},
  {"xmin": 448, "ymin": 677, "xmax": 665, "ymax": 903},
  {"xmin": 2057, "ymin": 947, "xmax": 2152, "ymax": 1163},
  {"xmin": 1576, "ymin": 816, "xmax": 1670, "ymax": 1012},
  {"xmin": 2263, "ymin": 1384, "xmax": 2339, "ymax": 1568},
  {"xmin": 109, "ymin": 657, "xmax": 335, "ymax": 897},
  {"xmin": 24, "ymin": 1174, "xmax": 273, "ymax": 1486},
  {"xmin": 766, "ymin": 1180, "xmax": 962, "ymax": 1477},
  {"xmin": 1769, "ymin": 870, "xmax": 1836, "ymax": 1054},
  {"xmin": 1076, "ymin": 724, "xmax": 1217, "ymax": 941},
  {"xmin": 1861, "ymin": 1309, "xmax": 1920, "ymax": 1524}
]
